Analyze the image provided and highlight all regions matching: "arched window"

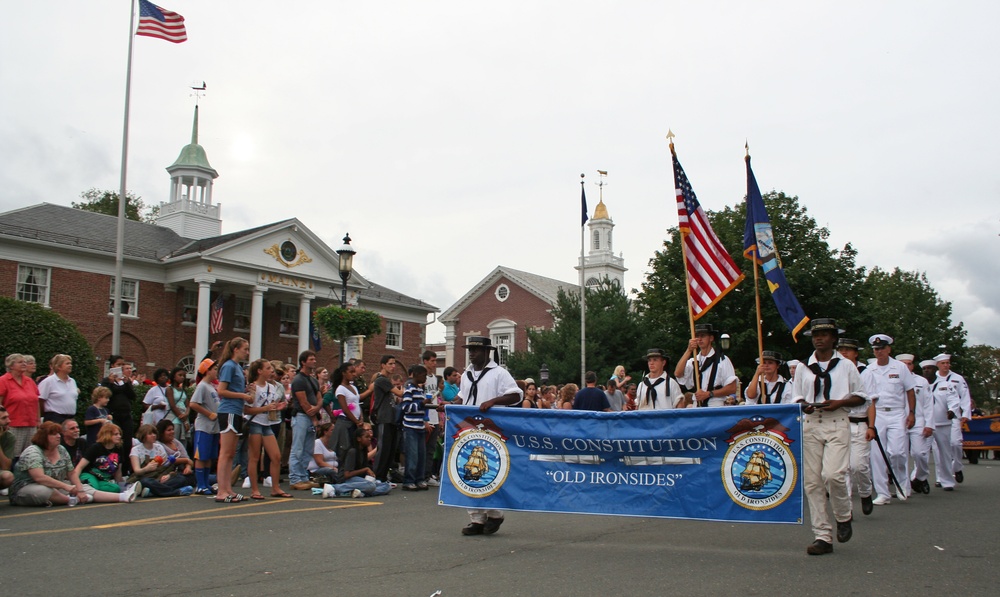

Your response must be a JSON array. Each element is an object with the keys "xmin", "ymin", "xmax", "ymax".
[{"xmin": 592, "ymin": 229, "xmax": 600, "ymax": 250}]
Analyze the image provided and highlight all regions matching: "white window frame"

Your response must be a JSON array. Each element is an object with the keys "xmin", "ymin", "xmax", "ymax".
[
  {"xmin": 495, "ymin": 283, "xmax": 510, "ymax": 302},
  {"xmin": 592, "ymin": 229, "xmax": 600, "ymax": 250},
  {"xmin": 233, "ymin": 297, "xmax": 251, "ymax": 332},
  {"xmin": 385, "ymin": 320, "xmax": 403, "ymax": 349},
  {"xmin": 488, "ymin": 318, "xmax": 516, "ymax": 368},
  {"xmin": 279, "ymin": 304, "xmax": 299, "ymax": 337},
  {"xmin": 16, "ymin": 264, "xmax": 51, "ymax": 306},
  {"xmin": 181, "ymin": 289, "xmax": 198, "ymax": 326},
  {"xmin": 109, "ymin": 278, "xmax": 139, "ymax": 318}
]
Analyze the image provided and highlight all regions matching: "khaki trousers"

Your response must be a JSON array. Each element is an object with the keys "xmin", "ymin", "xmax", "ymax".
[{"xmin": 803, "ymin": 411, "xmax": 852, "ymax": 543}]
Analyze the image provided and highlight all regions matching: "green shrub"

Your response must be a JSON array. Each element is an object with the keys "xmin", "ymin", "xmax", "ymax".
[{"xmin": 0, "ymin": 297, "xmax": 99, "ymax": 421}]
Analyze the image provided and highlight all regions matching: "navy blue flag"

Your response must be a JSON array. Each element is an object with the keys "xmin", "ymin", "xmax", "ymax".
[
  {"xmin": 310, "ymin": 320, "xmax": 322, "ymax": 351},
  {"xmin": 962, "ymin": 415, "xmax": 1000, "ymax": 450},
  {"xmin": 581, "ymin": 184, "xmax": 589, "ymax": 226},
  {"xmin": 742, "ymin": 155, "xmax": 809, "ymax": 340},
  {"xmin": 439, "ymin": 405, "xmax": 803, "ymax": 524}
]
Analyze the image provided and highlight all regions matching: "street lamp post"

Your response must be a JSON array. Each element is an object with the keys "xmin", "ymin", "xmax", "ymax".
[
  {"xmin": 540, "ymin": 363, "xmax": 549, "ymax": 385},
  {"xmin": 336, "ymin": 233, "xmax": 356, "ymax": 365},
  {"xmin": 720, "ymin": 333, "xmax": 731, "ymax": 351}
]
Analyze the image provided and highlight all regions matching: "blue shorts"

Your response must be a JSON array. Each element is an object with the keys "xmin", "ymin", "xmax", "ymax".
[
  {"xmin": 246, "ymin": 421, "xmax": 275, "ymax": 436},
  {"xmin": 218, "ymin": 413, "xmax": 245, "ymax": 436},
  {"xmin": 193, "ymin": 430, "xmax": 220, "ymax": 461}
]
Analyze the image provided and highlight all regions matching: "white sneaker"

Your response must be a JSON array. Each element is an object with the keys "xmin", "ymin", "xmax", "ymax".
[
  {"xmin": 872, "ymin": 495, "xmax": 891, "ymax": 506},
  {"xmin": 67, "ymin": 495, "xmax": 79, "ymax": 507},
  {"xmin": 426, "ymin": 476, "xmax": 441, "ymax": 487},
  {"xmin": 322, "ymin": 483, "xmax": 335, "ymax": 499},
  {"xmin": 242, "ymin": 477, "xmax": 251, "ymax": 489},
  {"xmin": 351, "ymin": 488, "xmax": 364, "ymax": 498},
  {"xmin": 263, "ymin": 476, "xmax": 273, "ymax": 488}
]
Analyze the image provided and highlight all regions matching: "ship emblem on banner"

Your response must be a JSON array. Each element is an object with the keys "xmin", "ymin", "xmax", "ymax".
[
  {"xmin": 721, "ymin": 416, "xmax": 797, "ymax": 511},
  {"xmin": 448, "ymin": 415, "xmax": 511, "ymax": 498}
]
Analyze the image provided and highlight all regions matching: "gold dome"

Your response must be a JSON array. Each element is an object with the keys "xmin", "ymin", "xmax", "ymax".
[{"xmin": 593, "ymin": 200, "xmax": 609, "ymax": 220}]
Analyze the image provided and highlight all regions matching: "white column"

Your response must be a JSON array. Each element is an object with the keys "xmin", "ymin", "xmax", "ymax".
[
  {"xmin": 194, "ymin": 275, "xmax": 215, "ymax": 362},
  {"xmin": 250, "ymin": 285, "xmax": 267, "ymax": 361},
  {"xmin": 298, "ymin": 294, "xmax": 314, "ymax": 356},
  {"xmin": 444, "ymin": 322, "xmax": 456, "ymax": 367}
]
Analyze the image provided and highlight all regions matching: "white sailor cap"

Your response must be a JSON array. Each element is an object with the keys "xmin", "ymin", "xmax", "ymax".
[
  {"xmin": 896, "ymin": 353, "xmax": 914, "ymax": 362},
  {"xmin": 869, "ymin": 334, "xmax": 893, "ymax": 347},
  {"xmin": 786, "ymin": 359, "xmax": 801, "ymax": 368},
  {"xmin": 919, "ymin": 359, "xmax": 937, "ymax": 368},
  {"xmin": 934, "ymin": 353, "xmax": 951, "ymax": 363}
]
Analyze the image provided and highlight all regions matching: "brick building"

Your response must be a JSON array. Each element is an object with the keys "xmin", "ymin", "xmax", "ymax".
[
  {"xmin": 438, "ymin": 198, "xmax": 626, "ymax": 371},
  {"xmin": 0, "ymin": 107, "xmax": 435, "ymax": 378}
]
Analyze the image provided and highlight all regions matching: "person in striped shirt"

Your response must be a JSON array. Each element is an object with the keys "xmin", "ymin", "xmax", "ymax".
[{"xmin": 400, "ymin": 365, "xmax": 433, "ymax": 491}]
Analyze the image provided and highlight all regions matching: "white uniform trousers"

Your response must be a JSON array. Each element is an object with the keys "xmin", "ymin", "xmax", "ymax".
[
  {"xmin": 846, "ymin": 420, "xmax": 872, "ymax": 499},
  {"xmin": 870, "ymin": 408, "xmax": 910, "ymax": 499},
  {"xmin": 950, "ymin": 419, "xmax": 964, "ymax": 474},
  {"xmin": 908, "ymin": 429, "xmax": 932, "ymax": 482},
  {"xmin": 931, "ymin": 424, "xmax": 957, "ymax": 489},
  {"xmin": 803, "ymin": 411, "xmax": 852, "ymax": 544},
  {"xmin": 467, "ymin": 508, "xmax": 504, "ymax": 524}
]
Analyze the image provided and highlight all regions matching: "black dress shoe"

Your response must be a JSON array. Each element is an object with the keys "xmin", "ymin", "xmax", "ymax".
[
  {"xmin": 934, "ymin": 482, "xmax": 942, "ymax": 488},
  {"xmin": 462, "ymin": 523, "xmax": 485, "ymax": 536},
  {"xmin": 921, "ymin": 480, "xmax": 931, "ymax": 494},
  {"xmin": 861, "ymin": 495, "xmax": 873, "ymax": 516},
  {"xmin": 955, "ymin": 470, "xmax": 964, "ymax": 483},
  {"xmin": 943, "ymin": 487, "xmax": 954, "ymax": 492},
  {"xmin": 806, "ymin": 540, "xmax": 833, "ymax": 555},
  {"xmin": 483, "ymin": 516, "xmax": 505, "ymax": 535},
  {"xmin": 836, "ymin": 518, "xmax": 853, "ymax": 543}
]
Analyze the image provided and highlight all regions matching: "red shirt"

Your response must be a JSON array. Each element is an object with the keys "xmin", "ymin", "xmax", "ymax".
[{"xmin": 0, "ymin": 372, "xmax": 40, "ymax": 427}]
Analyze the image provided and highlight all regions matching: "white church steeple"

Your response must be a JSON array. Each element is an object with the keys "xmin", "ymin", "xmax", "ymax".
[
  {"xmin": 156, "ymin": 105, "xmax": 222, "ymax": 239},
  {"xmin": 575, "ymin": 180, "xmax": 626, "ymax": 289}
]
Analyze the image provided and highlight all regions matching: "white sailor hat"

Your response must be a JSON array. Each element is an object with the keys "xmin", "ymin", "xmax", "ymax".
[
  {"xmin": 786, "ymin": 359, "xmax": 801, "ymax": 368},
  {"xmin": 896, "ymin": 353, "xmax": 914, "ymax": 362},
  {"xmin": 869, "ymin": 334, "xmax": 893, "ymax": 347},
  {"xmin": 933, "ymin": 353, "xmax": 951, "ymax": 363},
  {"xmin": 920, "ymin": 359, "xmax": 937, "ymax": 368}
]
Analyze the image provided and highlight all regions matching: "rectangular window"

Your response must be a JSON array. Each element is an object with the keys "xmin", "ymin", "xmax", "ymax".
[
  {"xmin": 385, "ymin": 320, "xmax": 402, "ymax": 349},
  {"xmin": 233, "ymin": 297, "xmax": 251, "ymax": 331},
  {"xmin": 279, "ymin": 304, "xmax": 299, "ymax": 336},
  {"xmin": 182, "ymin": 289, "xmax": 198, "ymax": 325},
  {"xmin": 493, "ymin": 333, "xmax": 511, "ymax": 366},
  {"xmin": 109, "ymin": 278, "xmax": 139, "ymax": 317},
  {"xmin": 16, "ymin": 264, "xmax": 51, "ymax": 305}
]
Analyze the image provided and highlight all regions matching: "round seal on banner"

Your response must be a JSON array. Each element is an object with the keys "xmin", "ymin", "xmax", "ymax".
[
  {"xmin": 721, "ymin": 432, "xmax": 797, "ymax": 511},
  {"xmin": 448, "ymin": 428, "xmax": 510, "ymax": 498}
]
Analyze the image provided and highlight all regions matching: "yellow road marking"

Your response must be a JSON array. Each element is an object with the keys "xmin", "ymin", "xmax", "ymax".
[{"xmin": 0, "ymin": 500, "xmax": 381, "ymax": 538}]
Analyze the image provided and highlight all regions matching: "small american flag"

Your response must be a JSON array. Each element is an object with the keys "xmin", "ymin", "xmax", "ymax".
[
  {"xmin": 672, "ymin": 147, "xmax": 744, "ymax": 318},
  {"xmin": 136, "ymin": 1, "xmax": 188, "ymax": 44},
  {"xmin": 209, "ymin": 295, "xmax": 224, "ymax": 335}
]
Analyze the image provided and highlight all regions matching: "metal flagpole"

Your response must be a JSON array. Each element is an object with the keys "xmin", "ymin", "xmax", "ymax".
[
  {"xmin": 747, "ymin": 144, "xmax": 766, "ymax": 400},
  {"xmin": 112, "ymin": 0, "xmax": 138, "ymax": 356},
  {"xmin": 669, "ymin": 134, "xmax": 700, "ymax": 394},
  {"xmin": 579, "ymin": 175, "xmax": 586, "ymax": 387}
]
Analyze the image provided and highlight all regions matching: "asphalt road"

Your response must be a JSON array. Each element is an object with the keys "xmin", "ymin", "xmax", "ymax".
[{"xmin": 2, "ymin": 460, "xmax": 997, "ymax": 597}]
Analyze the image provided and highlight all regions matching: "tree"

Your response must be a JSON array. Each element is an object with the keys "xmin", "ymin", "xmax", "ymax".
[
  {"xmin": 72, "ymin": 188, "xmax": 159, "ymax": 223},
  {"xmin": 506, "ymin": 280, "xmax": 645, "ymax": 384},
  {"xmin": 854, "ymin": 267, "xmax": 967, "ymax": 363},
  {"xmin": 960, "ymin": 344, "xmax": 1000, "ymax": 412},
  {"xmin": 635, "ymin": 191, "xmax": 866, "ymax": 380},
  {"xmin": 0, "ymin": 297, "xmax": 98, "ymax": 419}
]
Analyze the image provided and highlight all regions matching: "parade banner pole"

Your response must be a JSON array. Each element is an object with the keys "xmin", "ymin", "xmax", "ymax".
[
  {"xmin": 747, "ymin": 144, "xmax": 765, "ymax": 399},
  {"xmin": 669, "ymin": 135, "xmax": 700, "ymax": 393}
]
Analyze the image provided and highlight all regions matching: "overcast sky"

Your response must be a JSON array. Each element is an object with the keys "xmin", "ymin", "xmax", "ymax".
[{"xmin": 2, "ymin": 2, "xmax": 998, "ymax": 349}]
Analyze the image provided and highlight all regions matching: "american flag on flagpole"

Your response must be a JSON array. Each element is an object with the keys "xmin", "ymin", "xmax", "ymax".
[
  {"xmin": 209, "ymin": 295, "xmax": 224, "ymax": 335},
  {"xmin": 136, "ymin": 0, "xmax": 188, "ymax": 44},
  {"xmin": 672, "ymin": 147, "xmax": 744, "ymax": 319}
]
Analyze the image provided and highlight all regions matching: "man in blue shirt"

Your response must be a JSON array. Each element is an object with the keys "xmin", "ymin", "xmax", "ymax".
[{"xmin": 573, "ymin": 371, "xmax": 611, "ymax": 412}]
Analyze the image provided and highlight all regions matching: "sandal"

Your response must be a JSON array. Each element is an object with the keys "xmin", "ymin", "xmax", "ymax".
[
  {"xmin": 270, "ymin": 491, "xmax": 293, "ymax": 498},
  {"xmin": 250, "ymin": 493, "xmax": 266, "ymax": 500},
  {"xmin": 214, "ymin": 493, "xmax": 246, "ymax": 503}
]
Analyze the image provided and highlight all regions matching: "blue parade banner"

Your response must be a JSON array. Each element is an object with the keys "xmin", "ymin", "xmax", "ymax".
[
  {"xmin": 439, "ymin": 404, "xmax": 803, "ymax": 524},
  {"xmin": 963, "ymin": 415, "xmax": 1000, "ymax": 450}
]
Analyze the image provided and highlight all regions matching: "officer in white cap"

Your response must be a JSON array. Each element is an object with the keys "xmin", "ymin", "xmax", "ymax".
[
  {"xmin": 927, "ymin": 356, "xmax": 962, "ymax": 490},
  {"xmin": 933, "ymin": 353, "xmax": 971, "ymax": 484},
  {"xmin": 898, "ymin": 354, "xmax": 933, "ymax": 494},
  {"xmin": 866, "ymin": 334, "xmax": 916, "ymax": 505}
]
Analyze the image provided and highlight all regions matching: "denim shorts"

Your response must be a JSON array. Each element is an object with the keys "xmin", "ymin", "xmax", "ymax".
[{"xmin": 246, "ymin": 421, "xmax": 275, "ymax": 437}]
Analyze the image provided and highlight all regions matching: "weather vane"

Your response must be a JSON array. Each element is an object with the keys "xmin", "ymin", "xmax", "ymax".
[
  {"xmin": 190, "ymin": 81, "xmax": 207, "ymax": 105},
  {"xmin": 596, "ymin": 170, "xmax": 608, "ymax": 201}
]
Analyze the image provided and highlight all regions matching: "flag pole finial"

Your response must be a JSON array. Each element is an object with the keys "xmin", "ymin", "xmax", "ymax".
[
  {"xmin": 745, "ymin": 139, "xmax": 750, "ymax": 161},
  {"xmin": 666, "ymin": 129, "xmax": 675, "ymax": 155}
]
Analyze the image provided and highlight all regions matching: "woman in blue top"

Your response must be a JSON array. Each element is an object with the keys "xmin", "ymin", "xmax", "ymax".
[{"xmin": 214, "ymin": 337, "xmax": 253, "ymax": 503}]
